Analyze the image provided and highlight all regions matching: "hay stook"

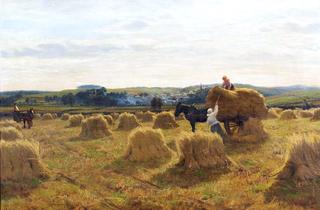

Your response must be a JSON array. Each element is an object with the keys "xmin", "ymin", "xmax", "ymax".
[
  {"xmin": 124, "ymin": 127, "xmax": 172, "ymax": 162},
  {"xmin": 153, "ymin": 112, "xmax": 179, "ymax": 129},
  {"xmin": 176, "ymin": 132, "xmax": 229, "ymax": 170}
]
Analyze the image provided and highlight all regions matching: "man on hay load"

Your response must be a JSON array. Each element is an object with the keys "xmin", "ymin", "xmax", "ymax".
[{"xmin": 222, "ymin": 75, "xmax": 235, "ymax": 90}]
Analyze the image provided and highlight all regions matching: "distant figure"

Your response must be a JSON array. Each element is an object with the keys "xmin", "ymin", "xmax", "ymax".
[
  {"xmin": 207, "ymin": 102, "xmax": 228, "ymax": 143},
  {"xmin": 151, "ymin": 97, "xmax": 163, "ymax": 113},
  {"xmin": 303, "ymin": 99, "xmax": 311, "ymax": 110},
  {"xmin": 222, "ymin": 76, "xmax": 235, "ymax": 90},
  {"xmin": 13, "ymin": 103, "xmax": 20, "ymax": 122}
]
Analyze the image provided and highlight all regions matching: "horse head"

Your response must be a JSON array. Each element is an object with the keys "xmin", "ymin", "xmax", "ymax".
[{"xmin": 174, "ymin": 102, "xmax": 182, "ymax": 117}]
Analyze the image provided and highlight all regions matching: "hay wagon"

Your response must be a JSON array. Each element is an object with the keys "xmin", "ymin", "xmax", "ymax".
[
  {"xmin": 206, "ymin": 86, "xmax": 268, "ymax": 135},
  {"xmin": 218, "ymin": 115, "xmax": 249, "ymax": 135}
]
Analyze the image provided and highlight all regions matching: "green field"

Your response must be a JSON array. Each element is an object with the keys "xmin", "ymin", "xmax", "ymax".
[{"xmin": 266, "ymin": 90, "xmax": 320, "ymax": 106}]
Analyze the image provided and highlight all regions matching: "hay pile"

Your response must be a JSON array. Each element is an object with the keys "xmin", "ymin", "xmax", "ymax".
[
  {"xmin": 297, "ymin": 110, "xmax": 313, "ymax": 118},
  {"xmin": 80, "ymin": 115, "xmax": 112, "ymax": 139},
  {"xmin": 0, "ymin": 127, "xmax": 23, "ymax": 141},
  {"xmin": 272, "ymin": 108, "xmax": 283, "ymax": 114},
  {"xmin": 278, "ymin": 133, "xmax": 320, "ymax": 181},
  {"xmin": 61, "ymin": 113, "xmax": 70, "ymax": 120},
  {"xmin": 0, "ymin": 140, "xmax": 47, "ymax": 181},
  {"xmin": 103, "ymin": 115, "xmax": 114, "ymax": 125},
  {"xmin": 231, "ymin": 118, "xmax": 268, "ymax": 143},
  {"xmin": 153, "ymin": 112, "xmax": 179, "ymax": 129},
  {"xmin": 124, "ymin": 128, "xmax": 172, "ymax": 162},
  {"xmin": 137, "ymin": 111, "xmax": 155, "ymax": 122},
  {"xmin": 176, "ymin": 132, "xmax": 228, "ymax": 169},
  {"xmin": 69, "ymin": 114, "xmax": 84, "ymax": 127},
  {"xmin": 267, "ymin": 109, "xmax": 279, "ymax": 119},
  {"xmin": 33, "ymin": 113, "xmax": 41, "ymax": 119},
  {"xmin": 42, "ymin": 113, "xmax": 54, "ymax": 120},
  {"xmin": 280, "ymin": 110, "xmax": 297, "ymax": 120},
  {"xmin": 111, "ymin": 112, "xmax": 120, "ymax": 120},
  {"xmin": 311, "ymin": 109, "xmax": 320, "ymax": 121},
  {"xmin": 117, "ymin": 113, "xmax": 141, "ymax": 130},
  {"xmin": 0, "ymin": 120, "xmax": 22, "ymax": 130},
  {"xmin": 175, "ymin": 113, "xmax": 186, "ymax": 121},
  {"xmin": 135, "ymin": 111, "xmax": 144, "ymax": 119},
  {"xmin": 206, "ymin": 86, "xmax": 268, "ymax": 119}
]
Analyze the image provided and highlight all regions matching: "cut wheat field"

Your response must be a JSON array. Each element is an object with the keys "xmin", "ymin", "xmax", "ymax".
[{"xmin": 1, "ymin": 114, "xmax": 320, "ymax": 210}]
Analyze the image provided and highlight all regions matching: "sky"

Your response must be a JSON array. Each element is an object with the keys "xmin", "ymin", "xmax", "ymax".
[{"xmin": 1, "ymin": 0, "xmax": 320, "ymax": 91}]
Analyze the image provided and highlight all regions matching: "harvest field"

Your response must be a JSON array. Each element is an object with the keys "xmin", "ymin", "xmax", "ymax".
[{"xmin": 1, "ymin": 111, "xmax": 320, "ymax": 210}]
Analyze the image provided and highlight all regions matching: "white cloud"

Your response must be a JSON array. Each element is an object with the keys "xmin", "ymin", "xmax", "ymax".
[{"xmin": 1, "ymin": 0, "xmax": 320, "ymax": 90}]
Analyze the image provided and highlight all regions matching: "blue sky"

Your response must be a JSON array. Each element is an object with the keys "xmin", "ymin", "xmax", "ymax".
[{"xmin": 1, "ymin": 0, "xmax": 320, "ymax": 91}]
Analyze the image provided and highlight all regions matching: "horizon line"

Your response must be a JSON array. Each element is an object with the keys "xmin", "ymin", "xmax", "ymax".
[{"xmin": 1, "ymin": 83, "xmax": 320, "ymax": 92}]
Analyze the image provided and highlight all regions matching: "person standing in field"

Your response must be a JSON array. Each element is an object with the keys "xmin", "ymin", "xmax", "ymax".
[
  {"xmin": 13, "ymin": 103, "xmax": 21, "ymax": 122},
  {"xmin": 222, "ymin": 76, "xmax": 235, "ymax": 90},
  {"xmin": 207, "ymin": 102, "xmax": 228, "ymax": 143}
]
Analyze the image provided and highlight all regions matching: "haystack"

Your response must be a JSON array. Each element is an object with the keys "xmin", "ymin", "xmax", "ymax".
[
  {"xmin": 231, "ymin": 118, "xmax": 268, "ymax": 143},
  {"xmin": 42, "ymin": 113, "xmax": 54, "ymax": 120},
  {"xmin": 278, "ymin": 133, "xmax": 320, "ymax": 181},
  {"xmin": 0, "ymin": 120, "xmax": 22, "ymax": 130},
  {"xmin": 103, "ymin": 115, "xmax": 114, "ymax": 125},
  {"xmin": 272, "ymin": 108, "xmax": 283, "ymax": 114},
  {"xmin": 138, "ymin": 111, "xmax": 155, "ymax": 122},
  {"xmin": 311, "ymin": 109, "xmax": 320, "ymax": 121},
  {"xmin": 111, "ymin": 112, "xmax": 120, "ymax": 120},
  {"xmin": 206, "ymin": 86, "xmax": 268, "ymax": 119},
  {"xmin": 176, "ymin": 132, "xmax": 229, "ymax": 169},
  {"xmin": 80, "ymin": 115, "xmax": 112, "ymax": 139},
  {"xmin": 153, "ymin": 112, "xmax": 179, "ymax": 129},
  {"xmin": 33, "ymin": 113, "xmax": 41, "ymax": 119},
  {"xmin": 297, "ymin": 110, "xmax": 313, "ymax": 118},
  {"xmin": 61, "ymin": 113, "xmax": 70, "ymax": 120},
  {"xmin": 0, "ymin": 127, "xmax": 23, "ymax": 141},
  {"xmin": 0, "ymin": 140, "xmax": 47, "ymax": 181},
  {"xmin": 267, "ymin": 109, "xmax": 279, "ymax": 119},
  {"xmin": 135, "ymin": 111, "xmax": 144, "ymax": 119},
  {"xmin": 124, "ymin": 128, "xmax": 172, "ymax": 162},
  {"xmin": 69, "ymin": 114, "xmax": 84, "ymax": 127},
  {"xmin": 117, "ymin": 113, "xmax": 141, "ymax": 130},
  {"xmin": 280, "ymin": 110, "xmax": 297, "ymax": 120},
  {"xmin": 175, "ymin": 113, "xmax": 186, "ymax": 121}
]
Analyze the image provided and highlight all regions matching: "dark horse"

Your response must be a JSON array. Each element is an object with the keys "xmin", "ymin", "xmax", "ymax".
[
  {"xmin": 174, "ymin": 102, "xmax": 207, "ymax": 132},
  {"xmin": 14, "ymin": 108, "xmax": 35, "ymax": 129}
]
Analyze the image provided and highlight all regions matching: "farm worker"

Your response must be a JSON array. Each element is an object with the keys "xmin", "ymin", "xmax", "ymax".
[
  {"xmin": 13, "ymin": 103, "xmax": 20, "ymax": 122},
  {"xmin": 207, "ymin": 103, "xmax": 228, "ymax": 143},
  {"xmin": 222, "ymin": 76, "xmax": 235, "ymax": 90}
]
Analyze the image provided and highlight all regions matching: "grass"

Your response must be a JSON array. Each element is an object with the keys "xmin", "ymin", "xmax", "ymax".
[
  {"xmin": 266, "ymin": 90, "xmax": 320, "ymax": 106},
  {"xmin": 1, "ymin": 114, "xmax": 320, "ymax": 209}
]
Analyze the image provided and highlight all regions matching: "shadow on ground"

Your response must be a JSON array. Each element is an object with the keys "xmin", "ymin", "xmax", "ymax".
[
  {"xmin": 151, "ymin": 165, "xmax": 230, "ymax": 188},
  {"xmin": 265, "ymin": 178, "xmax": 320, "ymax": 209}
]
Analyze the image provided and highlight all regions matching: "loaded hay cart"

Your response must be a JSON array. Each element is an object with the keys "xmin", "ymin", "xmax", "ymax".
[{"xmin": 206, "ymin": 86, "xmax": 268, "ymax": 135}]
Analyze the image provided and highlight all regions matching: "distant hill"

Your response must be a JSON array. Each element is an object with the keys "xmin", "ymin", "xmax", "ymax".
[
  {"xmin": 77, "ymin": 85, "xmax": 102, "ymax": 90},
  {"xmin": 1, "ymin": 84, "xmax": 320, "ymax": 107},
  {"xmin": 0, "ymin": 90, "xmax": 49, "ymax": 97}
]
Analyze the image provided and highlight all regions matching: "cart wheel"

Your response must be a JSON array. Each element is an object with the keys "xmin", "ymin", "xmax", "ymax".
[{"xmin": 224, "ymin": 120, "xmax": 242, "ymax": 135}]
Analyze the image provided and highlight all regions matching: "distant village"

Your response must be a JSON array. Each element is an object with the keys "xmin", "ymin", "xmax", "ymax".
[{"xmin": 0, "ymin": 85, "xmax": 209, "ymax": 107}]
